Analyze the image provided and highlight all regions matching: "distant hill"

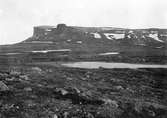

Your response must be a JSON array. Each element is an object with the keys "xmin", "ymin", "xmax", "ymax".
[{"xmin": 23, "ymin": 24, "xmax": 167, "ymax": 48}]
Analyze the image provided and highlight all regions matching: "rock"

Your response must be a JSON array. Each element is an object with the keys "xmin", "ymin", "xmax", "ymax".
[
  {"xmin": 0, "ymin": 73, "xmax": 8, "ymax": 78},
  {"xmin": 0, "ymin": 81, "xmax": 9, "ymax": 91},
  {"xmin": 10, "ymin": 70, "xmax": 21, "ymax": 76},
  {"xmin": 126, "ymin": 87, "xmax": 135, "ymax": 93},
  {"xmin": 110, "ymin": 78, "xmax": 122, "ymax": 82},
  {"xmin": 73, "ymin": 87, "xmax": 81, "ymax": 94},
  {"xmin": 53, "ymin": 114, "xmax": 58, "ymax": 118},
  {"xmin": 56, "ymin": 88, "xmax": 68, "ymax": 95},
  {"xmin": 20, "ymin": 75, "xmax": 29, "ymax": 80},
  {"xmin": 97, "ymin": 103, "xmax": 122, "ymax": 118},
  {"xmin": 37, "ymin": 84, "xmax": 43, "ymax": 87},
  {"xmin": 87, "ymin": 112, "xmax": 94, "ymax": 118},
  {"xmin": 65, "ymin": 87, "xmax": 81, "ymax": 95},
  {"xmin": 71, "ymin": 117, "xmax": 79, "ymax": 118},
  {"xmin": 61, "ymin": 89, "xmax": 68, "ymax": 95},
  {"xmin": 24, "ymin": 87, "xmax": 32, "ymax": 92},
  {"xmin": 114, "ymin": 85, "xmax": 124, "ymax": 90},
  {"xmin": 57, "ymin": 24, "xmax": 67, "ymax": 33},
  {"xmin": 24, "ymin": 100, "xmax": 35, "ymax": 107},
  {"xmin": 103, "ymin": 99, "xmax": 118, "ymax": 108},
  {"xmin": 141, "ymin": 106, "xmax": 156, "ymax": 117},
  {"xmin": 66, "ymin": 77, "xmax": 73, "ymax": 80},
  {"xmin": 31, "ymin": 67, "xmax": 43, "ymax": 74},
  {"xmin": 46, "ymin": 69, "xmax": 53, "ymax": 73},
  {"xmin": 63, "ymin": 112, "xmax": 69, "ymax": 118},
  {"xmin": 81, "ymin": 77, "xmax": 87, "ymax": 80},
  {"xmin": 5, "ymin": 77, "xmax": 15, "ymax": 81}
]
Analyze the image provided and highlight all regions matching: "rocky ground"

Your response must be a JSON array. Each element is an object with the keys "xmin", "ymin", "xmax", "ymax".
[{"xmin": 0, "ymin": 65, "xmax": 167, "ymax": 118}]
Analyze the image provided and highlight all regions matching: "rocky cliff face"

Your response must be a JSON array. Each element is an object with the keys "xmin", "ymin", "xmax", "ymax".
[{"xmin": 26, "ymin": 24, "xmax": 89, "ymax": 43}]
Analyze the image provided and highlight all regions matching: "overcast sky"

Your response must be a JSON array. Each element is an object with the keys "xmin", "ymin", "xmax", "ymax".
[{"xmin": 0, "ymin": 0, "xmax": 167, "ymax": 44}]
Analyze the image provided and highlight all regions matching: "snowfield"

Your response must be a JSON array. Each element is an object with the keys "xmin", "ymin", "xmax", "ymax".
[
  {"xmin": 148, "ymin": 34, "xmax": 164, "ymax": 42},
  {"xmin": 104, "ymin": 33, "xmax": 124, "ymax": 40}
]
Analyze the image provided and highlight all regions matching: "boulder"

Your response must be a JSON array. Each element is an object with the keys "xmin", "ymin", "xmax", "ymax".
[
  {"xmin": 0, "ymin": 81, "xmax": 9, "ymax": 91},
  {"xmin": 53, "ymin": 114, "xmax": 58, "ymax": 118}
]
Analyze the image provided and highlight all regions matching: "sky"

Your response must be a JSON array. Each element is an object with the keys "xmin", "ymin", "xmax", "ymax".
[{"xmin": 0, "ymin": 0, "xmax": 167, "ymax": 45}]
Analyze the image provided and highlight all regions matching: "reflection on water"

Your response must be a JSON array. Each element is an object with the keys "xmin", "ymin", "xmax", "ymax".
[{"xmin": 62, "ymin": 62, "xmax": 167, "ymax": 69}]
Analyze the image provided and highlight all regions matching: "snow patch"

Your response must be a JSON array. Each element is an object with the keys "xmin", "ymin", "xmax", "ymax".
[
  {"xmin": 149, "ymin": 34, "xmax": 164, "ymax": 42},
  {"xmin": 161, "ymin": 34, "xmax": 167, "ymax": 37},
  {"xmin": 104, "ymin": 33, "xmax": 124, "ymax": 40},
  {"xmin": 104, "ymin": 33, "xmax": 114, "ymax": 40},
  {"xmin": 67, "ymin": 39, "xmax": 71, "ymax": 42},
  {"xmin": 156, "ymin": 46, "xmax": 164, "ymax": 49},
  {"xmin": 90, "ymin": 33, "xmax": 101, "ymax": 38}
]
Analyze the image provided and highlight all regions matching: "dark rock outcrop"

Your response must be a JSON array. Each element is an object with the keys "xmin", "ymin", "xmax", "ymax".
[{"xmin": 26, "ymin": 24, "xmax": 89, "ymax": 42}]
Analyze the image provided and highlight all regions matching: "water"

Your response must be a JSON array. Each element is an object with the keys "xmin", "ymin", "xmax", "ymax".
[
  {"xmin": 62, "ymin": 62, "xmax": 167, "ymax": 69},
  {"xmin": 4, "ymin": 53, "xmax": 21, "ymax": 55},
  {"xmin": 99, "ymin": 52, "xmax": 119, "ymax": 56},
  {"xmin": 31, "ymin": 49, "xmax": 71, "ymax": 53},
  {"xmin": 25, "ymin": 41, "xmax": 53, "ymax": 44}
]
